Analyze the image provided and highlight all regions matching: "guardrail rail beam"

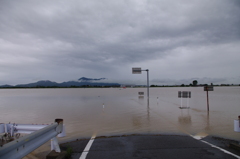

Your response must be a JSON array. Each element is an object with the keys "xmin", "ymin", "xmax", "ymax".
[{"xmin": 0, "ymin": 119, "xmax": 64, "ymax": 159}]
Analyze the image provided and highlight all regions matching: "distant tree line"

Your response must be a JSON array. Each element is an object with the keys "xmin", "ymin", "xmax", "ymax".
[{"xmin": 150, "ymin": 80, "xmax": 240, "ymax": 87}]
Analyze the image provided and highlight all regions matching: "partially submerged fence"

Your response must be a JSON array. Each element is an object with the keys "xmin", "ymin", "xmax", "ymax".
[{"xmin": 0, "ymin": 119, "xmax": 66, "ymax": 159}]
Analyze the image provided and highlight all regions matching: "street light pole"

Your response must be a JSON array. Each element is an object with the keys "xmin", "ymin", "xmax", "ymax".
[
  {"xmin": 132, "ymin": 67, "xmax": 149, "ymax": 99},
  {"xmin": 141, "ymin": 69, "xmax": 149, "ymax": 99}
]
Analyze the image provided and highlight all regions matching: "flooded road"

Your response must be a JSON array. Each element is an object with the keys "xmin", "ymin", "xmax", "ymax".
[{"xmin": 0, "ymin": 87, "xmax": 239, "ymax": 157}]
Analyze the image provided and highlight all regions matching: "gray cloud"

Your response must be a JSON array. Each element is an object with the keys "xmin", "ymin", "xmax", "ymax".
[{"xmin": 0, "ymin": 0, "xmax": 240, "ymax": 85}]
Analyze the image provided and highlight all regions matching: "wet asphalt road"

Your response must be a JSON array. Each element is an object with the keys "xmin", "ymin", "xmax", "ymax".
[{"xmin": 60, "ymin": 135, "xmax": 240, "ymax": 159}]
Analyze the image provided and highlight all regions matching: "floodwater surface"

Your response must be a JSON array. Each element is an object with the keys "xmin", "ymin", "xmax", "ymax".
[{"xmin": 0, "ymin": 87, "xmax": 239, "ymax": 157}]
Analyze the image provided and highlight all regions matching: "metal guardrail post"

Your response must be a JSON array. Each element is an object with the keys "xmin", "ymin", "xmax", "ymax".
[{"xmin": 0, "ymin": 119, "xmax": 63, "ymax": 159}]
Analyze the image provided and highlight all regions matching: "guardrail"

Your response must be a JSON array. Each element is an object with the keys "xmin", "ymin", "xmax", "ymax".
[{"xmin": 0, "ymin": 119, "xmax": 65, "ymax": 159}]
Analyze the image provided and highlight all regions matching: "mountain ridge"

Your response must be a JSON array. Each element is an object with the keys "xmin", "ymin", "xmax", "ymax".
[{"xmin": 0, "ymin": 77, "xmax": 120, "ymax": 88}]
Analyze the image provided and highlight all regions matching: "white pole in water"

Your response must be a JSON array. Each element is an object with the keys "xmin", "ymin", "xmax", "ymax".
[
  {"xmin": 146, "ymin": 69, "xmax": 149, "ymax": 99},
  {"xmin": 181, "ymin": 97, "xmax": 182, "ymax": 108}
]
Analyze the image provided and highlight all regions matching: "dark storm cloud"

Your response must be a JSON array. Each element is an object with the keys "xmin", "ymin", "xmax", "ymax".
[{"xmin": 0, "ymin": 0, "xmax": 240, "ymax": 85}]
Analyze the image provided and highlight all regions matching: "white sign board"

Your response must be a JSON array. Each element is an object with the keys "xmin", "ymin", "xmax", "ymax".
[
  {"xmin": 132, "ymin": 68, "xmax": 142, "ymax": 74},
  {"xmin": 178, "ymin": 91, "xmax": 191, "ymax": 98},
  {"xmin": 234, "ymin": 120, "xmax": 240, "ymax": 132}
]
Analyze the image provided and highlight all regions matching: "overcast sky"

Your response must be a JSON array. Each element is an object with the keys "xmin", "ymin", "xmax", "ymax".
[{"xmin": 0, "ymin": 0, "xmax": 240, "ymax": 85}]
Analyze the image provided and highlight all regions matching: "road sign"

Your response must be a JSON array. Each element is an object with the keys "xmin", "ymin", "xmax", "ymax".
[
  {"xmin": 182, "ymin": 91, "xmax": 190, "ymax": 98},
  {"xmin": 204, "ymin": 86, "xmax": 214, "ymax": 91},
  {"xmin": 132, "ymin": 68, "xmax": 142, "ymax": 74},
  {"xmin": 178, "ymin": 91, "xmax": 182, "ymax": 98},
  {"xmin": 178, "ymin": 91, "xmax": 191, "ymax": 98},
  {"xmin": 178, "ymin": 91, "xmax": 191, "ymax": 108},
  {"xmin": 234, "ymin": 120, "xmax": 240, "ymax": 132}
]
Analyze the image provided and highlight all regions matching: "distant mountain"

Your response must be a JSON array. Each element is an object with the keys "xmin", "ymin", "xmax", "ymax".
[
  {"xmin": 58, "ymin": 80, "xmax": 119, "ymax": 87},
  {"xmin": 0, "ymin": 77, "xmax": 120, "ymax": 88},
  {"xmin": 15, "ymin": 80, "xmax": 59, "ymax": 87},
  {"xmin": 0, "ymin": 84, "xmax": 13, "ymax": 88}
]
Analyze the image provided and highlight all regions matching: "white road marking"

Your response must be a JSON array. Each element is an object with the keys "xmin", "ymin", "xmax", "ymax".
[
  {"xmin": 79, "ymin": 135, "xmax": 96, "ymax": 159},
  {"xmin": 192, "ymin": 135, "xmax": 240, "ymax": 159},
  {"xmin": 201, "ymin": 140, "xmax": 240, "ymax": 159},
  {"xmin": 150, "ymin": 107, "xmax": 240, "ymax": 158}
]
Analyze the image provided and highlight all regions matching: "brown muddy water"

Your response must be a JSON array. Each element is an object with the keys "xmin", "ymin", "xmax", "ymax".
[{"xmin": 0, "ymin": 87, "xmax": 239, "ymax": 158}]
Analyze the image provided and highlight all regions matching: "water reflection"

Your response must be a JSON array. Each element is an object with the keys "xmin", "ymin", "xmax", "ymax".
[
  {"xmin": 132, "ymin": 97, "xmax": 150, "ymax": 129},
  {"xmin": 205, "ymin": 112, "xmax": 210, "ymax": 131},
  {"xmin": 147, "ymin": 98, "xmax": 150, "ymax": 125},
  {"xmin": 178, "ymin": 109, "xmax": 191, "ymax": 125},
  {"xmin": 138, "ymin": 96, "xmax": 144, "ymax": 99},
  {"xmin": 132, "ymin": 116, "xmax": 142, "ymax": 128}
]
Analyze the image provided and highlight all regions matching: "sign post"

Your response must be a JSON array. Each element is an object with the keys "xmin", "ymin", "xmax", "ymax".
[
  {"xmin": 147, "ymin": 69, "xmax": 149, "ymax": 98},
  {"xmin": 204, "ymin": 86, "xmax": 214, "ymax": 111},
  {"xmin": 132, "ymin": 68, "xmax": 149, "ymax": 99}
]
